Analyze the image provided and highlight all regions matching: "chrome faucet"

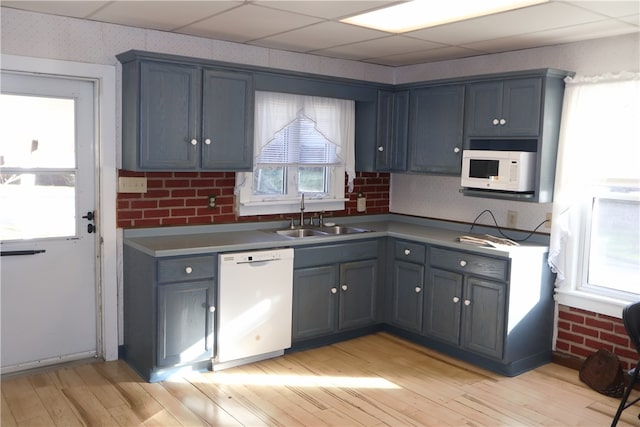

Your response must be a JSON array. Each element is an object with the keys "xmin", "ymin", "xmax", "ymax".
[{"xmin": 299, "ymin": 193, "xmax": 305, "ymax": 227}]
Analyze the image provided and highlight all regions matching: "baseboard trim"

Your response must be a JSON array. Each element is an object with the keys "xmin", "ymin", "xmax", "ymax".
[{"xmin": 552, "ymin": 351, "xmax": 583, "ymax": 371}]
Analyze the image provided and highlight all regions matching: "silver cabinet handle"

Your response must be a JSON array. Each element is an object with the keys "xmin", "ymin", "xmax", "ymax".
[
  {"xmin": 459, "ymin": 260, "xmax": 467, "ymax": 267},
  {"xmin": 404, "ymin": 249, "xmax": 411, "ymax": 255},
  {"xmin": 499, "ymin": 118, "xmax": 506, "ymax": 125},
  {"xmin": 453, "ymin": 147, "xmax": 460, "ymax": 153},
  {"xmin": 190, "ymin": 138, "xmax": 198, "ymax": 146},
  {"xmin": 204, "ymin": 138, "xmax": 211, "ymax": 145},
  {"xmin": 185, "ymin": 266, "xmax": 193, "ymax": 274},
  {"xmin": 464, "ymin": 299, "xmax": 471, "ymax": 306},
  {"xmin": 331, "ymin": 287, "xmax": 338, "ymax": 294},
  {"xmin": 415, "ymin": 287, "xmax": 421, "ymax": 293},
  {"xmin": 492, "ymin": 118, "xmax": 499, "ymax": 125},
  {"xmin": 209, "ymin": 306, "xmax": 216, "ymax": 313},
  {"xmin": 453, "ymin": 296, "xmax": 460, "ymax": 303},
  {"xmin": 377, "ymin": 146, "xmax": 384, "ymax": 152},
  {"xmin": 341, "ymin": 284, "xmax": 348, "ymax": 291}
]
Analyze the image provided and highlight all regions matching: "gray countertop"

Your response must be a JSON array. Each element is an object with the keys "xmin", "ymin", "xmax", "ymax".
[{"xmin": 124, "ymin": 214, "xmax": 549, "ymax": 259}]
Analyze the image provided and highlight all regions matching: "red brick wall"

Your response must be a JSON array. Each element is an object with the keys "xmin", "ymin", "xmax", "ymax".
[
  {"xmin": 556, "ymin": 305, "xmax": 637, "ymax": 370},
  {"xmin": 117, "ymin": 170, "xmax": 390, "ymax": 228}
]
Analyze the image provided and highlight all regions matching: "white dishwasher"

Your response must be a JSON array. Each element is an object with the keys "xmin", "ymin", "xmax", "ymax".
[{"xmin": 216, "ymin": 247, "xmax": 294, "ymax": 370}]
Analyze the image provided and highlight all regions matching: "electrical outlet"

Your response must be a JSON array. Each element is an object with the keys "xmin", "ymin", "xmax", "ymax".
[
  {"xmin": 207, "ymin": 195, "xmax": 216, "ymax": 209},
  {"xmin": 546, "ymin": 212, "xmax": 552, "ymax": 228},
  {"xmin": 118, "ymin": 177, "xmax": 147, "ymax": 193},
  {"xmin": 507, "ymin": 210, "xmax": 518, "ymax": 228}
]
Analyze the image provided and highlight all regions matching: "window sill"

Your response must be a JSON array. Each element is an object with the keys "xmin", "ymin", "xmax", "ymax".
[
  {"xmin": 237, "ymin": 198, "xmax": 347, "ymax": 217},
  {"xmin": 555, "ymin": 288, "xmax": 629, "ymax": 318}
]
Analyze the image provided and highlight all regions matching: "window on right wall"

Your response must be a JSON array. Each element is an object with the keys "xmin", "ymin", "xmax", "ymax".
[{"xmin": 549, "ymin": 72, "xmax": 640, "ymax": 316}]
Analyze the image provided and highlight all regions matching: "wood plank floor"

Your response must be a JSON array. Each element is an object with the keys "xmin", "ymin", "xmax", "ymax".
[{"xmin": 2, "ymin": 332, "xmax": 638, "ymax": 426}]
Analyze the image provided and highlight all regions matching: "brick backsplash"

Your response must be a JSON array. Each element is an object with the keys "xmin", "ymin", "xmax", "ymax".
[
  {"xmin": 117, "ymin": 170, "xmax": 390, "ymax": 229},
  {"xmin": 556, "ymin": 305, "xmax": 637, "ymax": 370}
]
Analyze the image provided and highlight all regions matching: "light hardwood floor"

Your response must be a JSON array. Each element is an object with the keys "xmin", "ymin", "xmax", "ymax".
[{"xmin": 2, "ymin": 332, "xmax": 638, "ymax": 426}]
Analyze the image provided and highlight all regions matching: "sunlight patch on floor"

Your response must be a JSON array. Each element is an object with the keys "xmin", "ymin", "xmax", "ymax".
[{"xmin": 204, "ymin": 372, "xmax": 401, "ymax": 389}]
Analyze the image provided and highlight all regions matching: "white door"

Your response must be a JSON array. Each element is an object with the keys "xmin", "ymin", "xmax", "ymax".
[{"xmin": 0, "ymin": 72, "xmax": 99, "ymax": 373}]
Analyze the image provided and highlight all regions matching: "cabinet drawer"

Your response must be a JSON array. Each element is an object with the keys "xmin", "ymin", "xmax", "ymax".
[
  {"xmin": 430, "ymin": 247, "xmax": 508, "ymax": 281},
  {"xmin": 394, "ymin": 240, "xmax": 425, "ymax": 264},
  {"xmin": 157, "ymin": 256, "xmax": 216, "ymax": 283}
]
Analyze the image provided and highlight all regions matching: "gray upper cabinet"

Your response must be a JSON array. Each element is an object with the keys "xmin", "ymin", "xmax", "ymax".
[
  {"xmin": 119, "ymin": 55, "xmax": 253, "ymax": 171},
  {"xmin": 465, "ymin": 78, "xmax": 541, "ymax": 137},
  {"xmin": 408, "ymin": 84, "xmax": 465, "ymax": 174},
  {"xmin": 375, "ymin": 90, "xmax": 409, "ymax": 171}
]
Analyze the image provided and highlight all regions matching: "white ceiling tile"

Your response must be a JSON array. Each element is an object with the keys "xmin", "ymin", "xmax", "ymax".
[
  {"xmin": 313, "ymin": 36, "xmax": 444, "ymax": 60},
  {"xmin": 90, "ymin": 1, "xmax": 242, "ymax": 31},
  {"xmin": 1, "ymin": 1, "xmax": 108, "ymax": 18},
  {"xmin": 178, "ymin": 4, "xmax": 322, "ymax": 43},
  {"xmin": 251, "ymin": 21, "xmax": 388, "ymax": 52},
  {"xmin": 254, "ymin": 1, "xmax": 399, "ymax": 19},
  {"xmin": 565, "ymin": 0, "xmax": 640, "ymax": 18},
  {"xmin": 408, "ymin": 2, "xmax": 606, "ymax": 45},
  {"xmin": 463, "ymin": 19, "xmax": 639, "ymax": 53},
  {"xmin": 366, "ymin": 46, "xmax": 486, "ymax": 66}
]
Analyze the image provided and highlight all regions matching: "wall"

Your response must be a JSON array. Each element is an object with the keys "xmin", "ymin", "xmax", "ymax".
[
  {"xmin": 117, "ymin": 171, "xmax": 389, "ymax": 228},
  {"xmin": 557, "ymin": 306, "xmax": 637, "ymax": 371},
  {"xmin": 2, "ymin": 8, "xmax": 638, "ymax": 366}
]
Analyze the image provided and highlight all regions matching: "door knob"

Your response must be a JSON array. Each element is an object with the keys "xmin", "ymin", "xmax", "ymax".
[
  {"xmin": 87, "ymin": 224, "xmax": 96, "ymax": 234},
  {"xmin": 341, "ymin": 284, "xmax": 348, "ymax": 291},
  {"xmin": 82, "ymin": 211, "xmax": 94, "ymax": 221},
  {"xmin": 190, "ymin": 139, "xmax": 198, "ymax": 146}
]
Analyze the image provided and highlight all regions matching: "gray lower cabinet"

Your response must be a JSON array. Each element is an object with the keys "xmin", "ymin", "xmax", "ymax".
[
  {"xmin": 123, "ymin": 245, "xmax": 216, "ymax": 382},
  {"xmin": 292, "ymin": 240, "xmax": 379, "ymax": 342},
  {"xmin": 425, "ymin": 267, "xmax": 505, "ymax": 359},
  {"xmin": 118, "ymin": 54, "xmax": 253, "ymax": 171},
  {"xmin": 424, "ymin": 247, "xmax": 508, "ymax": 360},
  {"xmin": 389, "ymin": 240, "xmax": 426, "ymax": 332}
]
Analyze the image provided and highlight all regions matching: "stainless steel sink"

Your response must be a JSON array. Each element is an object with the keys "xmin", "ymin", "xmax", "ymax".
[
  {"xmin": 316, "ymin": 225, "xmax": 372, "ymax": 235},
  {"xmin": 275, "ymin": 228, "xmax": 329, "ymax": 238}
]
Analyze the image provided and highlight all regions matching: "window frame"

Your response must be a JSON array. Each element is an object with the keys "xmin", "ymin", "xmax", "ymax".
[{"xmin": 578, "ymin": 182, "xmax": 640, "ymax": 300}]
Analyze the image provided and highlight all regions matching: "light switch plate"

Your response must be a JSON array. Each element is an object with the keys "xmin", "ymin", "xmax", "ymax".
[{"xmin": 118, "ymin": 177, "xmax": 147, "ymax": 193}]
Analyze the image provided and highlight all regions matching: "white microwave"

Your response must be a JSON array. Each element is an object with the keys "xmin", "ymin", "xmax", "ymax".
[{"xmin": 461, "ymin": 150, "xmax": 536, "ymax": 192}]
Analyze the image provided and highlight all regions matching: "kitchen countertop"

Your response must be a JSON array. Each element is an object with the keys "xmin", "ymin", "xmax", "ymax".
[{"xmin": 124, "ymin": 214, "xmax": 550, "ymax": 259}]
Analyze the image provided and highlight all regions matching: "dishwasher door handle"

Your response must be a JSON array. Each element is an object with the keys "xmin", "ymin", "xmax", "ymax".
[{"xmin": 238, "ymin": 259, "xmax": 280, "ymax": 267}]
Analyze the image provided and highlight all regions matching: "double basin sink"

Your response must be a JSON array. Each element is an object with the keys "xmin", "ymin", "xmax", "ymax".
[{"xmin": 274, "ymin": 225, "xmax": 372, "ymax": 239}]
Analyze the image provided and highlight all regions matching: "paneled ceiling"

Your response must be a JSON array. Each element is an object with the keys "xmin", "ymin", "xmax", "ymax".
[{"xmin": 2, "ymin": 0, "xmax": 639, "ymax": 66}]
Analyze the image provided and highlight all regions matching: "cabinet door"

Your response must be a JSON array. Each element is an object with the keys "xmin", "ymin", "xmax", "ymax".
[
  {"xmin": 501, "ymin": 78, "xmax": 541, "ymax": 136},
  {"xmin": 423, "ymin": 268, "xmax": 463, "ymax": 345},
  {"xmin": 409, "ymin": 85, "xmax": 464, "ymax": 174},
  {"xmin": 376, "ymin": 90, "xmax": 409, "ymax": 171},
  {"xmin": 139, "ymin": 61, "xmax": 200, "ymax": 169},
  {"xmin": 391, "ymin": 260, "xmax": 424, "ymax": 332},
  {"xmin": 462, "ymin": 277, "xmax": 505, "ymax": 359},
  {"xmin": 339, "ymin": 259, "xmax": 377, "ymax": 330},
  {"xmin": 157, "ymin": 280, "xmax": 214, "ymax": 367},
  {"xmin": 201, "ymin": 69, "xmax": 254, "ymax": 170},
  {"xmin": 292, "ymin": 266, "xmax": 338, "ymax": 341},
  {"xmin": 465, "ymin": 81, "xmax": 502, "ymax": 137}
]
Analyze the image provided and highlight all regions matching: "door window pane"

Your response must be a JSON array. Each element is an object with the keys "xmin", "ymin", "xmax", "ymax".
[
  {"xmin": 0, "ymin": 93, "xmax": 77, "ymax": 240},
  {"xmin": 0, "ymin": 94, "xmax": 75, "ymax": 168}
]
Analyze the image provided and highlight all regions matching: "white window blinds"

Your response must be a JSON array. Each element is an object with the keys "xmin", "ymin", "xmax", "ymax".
[{"xmin": 256, "ymin": 115, "xmax": 339, "ymax": 167}]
